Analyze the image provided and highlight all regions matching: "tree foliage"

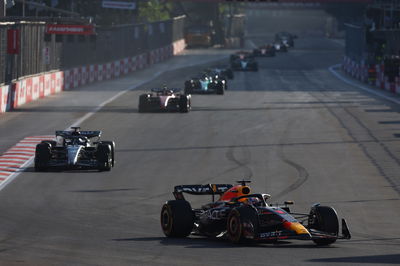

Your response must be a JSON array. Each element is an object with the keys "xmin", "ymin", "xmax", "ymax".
[{"xmin": 138, "ymin": 0, "xmax": 172, "ymax": 23}]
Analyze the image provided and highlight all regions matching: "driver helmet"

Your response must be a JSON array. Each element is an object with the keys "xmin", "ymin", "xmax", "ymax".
[{"xmin": 241, "ymin": 197, "xmax": 261, "ymax": 205}]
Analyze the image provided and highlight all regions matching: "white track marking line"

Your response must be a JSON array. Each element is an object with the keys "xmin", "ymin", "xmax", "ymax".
[
  {"xmin": 329, "ymin": 64, "xmax": 400, "ymax": 105},
  {"xmin": 0, "ymin": 55, "xmax": 229, "ymax": 192}
]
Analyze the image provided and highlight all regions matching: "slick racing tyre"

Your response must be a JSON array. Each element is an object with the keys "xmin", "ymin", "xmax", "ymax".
[
  {"xmin": 138, "ymin": 94, "xmax": 148, "ymax": 113},
  {"xmin": 41, "ymin": 140, "xmax": 57, "ymax": 147},
  {"xmin": 216, "ymin": 82, "xmax": 224, "ymax": 95},
  {"xmin": 227, "ymin": 206, "xmax": 259, "ymax": 244},
  {"xmin": 34, "ymin": 142, "xmax": 52, "ymax": 171},
  {"xmin": 161, "ymin": 200, "xmax": 194, "ymax": 237},
  {"xmin": 101, "ymin": 141, "xmax": 115, "ymax": 167},
  {"xmin": 179, "ymin": 95, "xmax": 190, "ymax": 113},
  {"xmin": 309, "ymin": 206, "xmax": 339, "ymax": 246},
  {"xmin": 96, "ymin": 143, "xmax": 112, "ymax": 171},
  {"xmin": 184, "ymin": 81, "xmax": 193, "ymax": 95}
]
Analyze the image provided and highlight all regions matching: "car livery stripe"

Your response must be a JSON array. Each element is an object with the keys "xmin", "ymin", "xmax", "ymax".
[{"xmin": 0, "ymin": 135, "xmax": 54, "ymax": 184}]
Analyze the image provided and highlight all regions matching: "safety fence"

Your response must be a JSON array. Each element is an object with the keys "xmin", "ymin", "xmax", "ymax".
[
  {"xmin": 0, "ymin": 16, "xmax": 185, "ymax": 85},
  {"xmin": 0, "ymin": 38, "xmax": 185, "ymax": 113},
  {"xmin": 0, "ymin": 16, "xmax": 186, "ymax": 114},
  {"xmin": 342, "ymin": 56, "xmax": 400, "ymax": 94}
]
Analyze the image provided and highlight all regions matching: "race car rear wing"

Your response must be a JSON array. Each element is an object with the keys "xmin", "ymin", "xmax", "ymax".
[
  {"xmin": 55, "ymin": 130, "xmax": 102, "ymax": 138},
  {"xmin": 173, "ymin": 184, "xmax": 233, "ymax": 201},
  {"xmin": 151, "ymin": 88, "xmax": 181, "ymax": 93}
]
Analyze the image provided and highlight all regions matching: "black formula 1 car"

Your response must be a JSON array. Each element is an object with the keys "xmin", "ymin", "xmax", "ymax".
[
  {"xmin": 275, "ymin": 31, "xmax": 297, "ymax": 48},
  {"xmin": 253, "ymin": 44, "xmax": 276, "ymax": 57},
  {"xmin": 231, "ymin": 53, "xmax": 258, "ymax": 71},
  {"xmin": 161, "ymin": 181, "xmax": 351, "ymax": 245},
  {"xmin": 204, "ymin": 67, "xmax": 233, "ymax": 90},
  {"xmin": 34, "ymin": 127, "xmax": 115, "ymax": 171},
  {"xmin": 185, "ymin": 73, "xmax": 225, "ymax": 95},
  {"xmin": 230, "ymin": 51, "xmax": 254, "ymax": 64},
  {"xmin": 138, "ymin": 87, "xmax": 191, "ymax": 113},
  {"xmin": 274, "ymin": 41, "xmax": 288, "ymax": 52},
  {"xmin": 205, "ymin": 67, "xmax": 234, "ymax": 80}
]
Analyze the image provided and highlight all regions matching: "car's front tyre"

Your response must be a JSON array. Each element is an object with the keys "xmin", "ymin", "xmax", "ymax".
[
  {"xmin": 96, "ymin": 143, "xmax": 112, "ymax": 171},
  {"xmin": 308, "ymin": 205, "xmax": 339, "ymax": 246},
  {"xmin": 34, "ymin": 142, "xmax": 52, "ymax": 171}
]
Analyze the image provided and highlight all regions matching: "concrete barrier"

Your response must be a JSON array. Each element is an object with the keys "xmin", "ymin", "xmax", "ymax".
[
  {"xmin": 342, "ymin": 56, "xmax": 400, "ymax": 96},
  {"xmin": 0, "ymin": 39, "xmax": 186, "ymax": 114}
]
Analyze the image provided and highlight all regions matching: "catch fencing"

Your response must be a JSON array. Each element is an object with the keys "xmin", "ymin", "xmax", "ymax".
[
  {"xmin": 0, "ymin": 16, "xmax": 185, "ymax": 85},
  {"xmin": 0, "ymin": 16, "xmax": 186, "ymax": 113}
]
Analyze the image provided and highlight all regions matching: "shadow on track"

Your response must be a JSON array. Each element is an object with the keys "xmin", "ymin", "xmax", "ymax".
[
  {"xmin": 70, "ymin": 188, "xmax": 138, "ymax": 193},
  {"xmin": 111, "ymin": 236, "xmax": 333, "ymax": 249},
  {"xmin": 115, "ymin": 139, "xmax": 400, "ymax": 153},
  {"xmin": 23, "ymin": 167, "xmax": 106, "ymax": 173},
  {"xmin": 308, "ymin": 253, "xmax": 400, "ymax": 264}
]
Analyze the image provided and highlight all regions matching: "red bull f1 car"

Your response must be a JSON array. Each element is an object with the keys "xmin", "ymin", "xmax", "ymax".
[
  {"xmin": 138, "ymin": 87, "xmax": 191, "ymax": 113},
  {"xmin": 161, "ymin": 181, "xmax": 351, "ymax": 245}
]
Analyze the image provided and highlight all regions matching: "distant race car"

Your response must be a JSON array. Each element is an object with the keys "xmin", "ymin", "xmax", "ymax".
[
  {"xmin": 275, "ymin": 31, "xmax": 297, "ymax": 48},
  {"xmin": 35, "ymin": 127, "xmax": 115, "ymax": 171},
  {"xmin": 204, "ymin": 67, "xmax": 233, "ymax": 90},
  {"xmin": 138, "ymin": 87, "xmax": 191, "ymax": 113},
  {"xmin": 253, "ymin": 44, "xmax": 276, "ymax": 57},
  {"xmin": 185, "ymin": 73, "xmax": 225, "ymax": 95},
  {"xmin": 231, "ymin": 53, "xmax": 258, "ymax": 71},
  {"xmin": 274, "ymin": 41, "xmax": 288, "ymax": 52},
  {"xmin": 161, "ymin": 180, "xmax": 351, "ymax": 245},
  {"xmin": 206, "ymin": 66, "xmax": 234, "ymax": 80},
  {"xmin": 230, "ymin": 51, "xmax": 254, "ymax": 64}
]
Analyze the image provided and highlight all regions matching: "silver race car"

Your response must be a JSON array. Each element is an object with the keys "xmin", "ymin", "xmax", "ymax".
[{"xmin": 34, "ymin": 127, "xmax": 115, "ymax": 171}]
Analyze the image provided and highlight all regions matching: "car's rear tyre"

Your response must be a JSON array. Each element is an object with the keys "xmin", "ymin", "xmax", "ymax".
[
  {"xmin": 309, "ymin": 206, "xmax": 339, "ymax": 246},
  {"xmin": 216, "ymin": 82, "xmax": 224, "ymax": 95},
  {"xmin": 227, "ymin": 206, "xmax": 259, "ymax": 244},
  {"xmin": 184, "ymin": 81, "xmax": 193, "ymax": 95},
  {"xmin": 138, "ymin": 95, "xmax": 148, "ymax": 113},
  {"xmin": 161, "ymin": 200, "xmax": 194, "ymax": 237},
  {"xmin": 35, "ymin": 142, "xmax": 52, "ymax": 171},
  {"xmin": 97, "ymin": 143, "xmax": 112, "ymax": 171},
  {"xmin": 179, "ymin": 95, "xmax": 190, "ymax": 113},
  {"xmin": 101, "ymin": 141, "xmax": 115, "ymax": 167}
]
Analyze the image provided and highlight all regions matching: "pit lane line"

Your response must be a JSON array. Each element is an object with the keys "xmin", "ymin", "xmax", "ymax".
[
  {"xmin": 329, "ymin": 64, "xmax": 400, "ymax": 106},
  {"xmin": 0, "ymin": 54, "xmax": 229, "ymax": 192}
]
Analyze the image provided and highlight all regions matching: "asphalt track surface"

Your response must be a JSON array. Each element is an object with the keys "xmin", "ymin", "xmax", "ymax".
[{"xmin": 1, "ymin": 38, "xmax": 400, "ymax": 265}]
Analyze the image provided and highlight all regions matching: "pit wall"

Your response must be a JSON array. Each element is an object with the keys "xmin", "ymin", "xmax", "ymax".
[
  {"xmin": 342, "ymin": 56, "xmax": 400, "ymax": 94},
  {"xmin": 0, "ymin": 39, "xmax": 186, "ymax": 114}
]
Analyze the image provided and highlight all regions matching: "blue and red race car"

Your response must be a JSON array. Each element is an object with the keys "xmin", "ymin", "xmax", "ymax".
[{"xmin": 161, "ymin": 180, "xmax": 351, "ymax": 245}]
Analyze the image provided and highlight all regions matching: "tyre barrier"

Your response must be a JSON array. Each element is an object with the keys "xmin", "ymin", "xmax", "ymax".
[
  {"xmin": 0, "ymin": 39, "xmax": 186, "ymax": 114},
  {"xmin": 343, "ymin": 56, "xmax": 400, "ymax": 95}
]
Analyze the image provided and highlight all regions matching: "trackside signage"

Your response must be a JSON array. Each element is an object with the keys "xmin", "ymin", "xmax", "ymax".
[{"xmin": 45, "ymin": 25, "xmax": 95, "ymax": 35}]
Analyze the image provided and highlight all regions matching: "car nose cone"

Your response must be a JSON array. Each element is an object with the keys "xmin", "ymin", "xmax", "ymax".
[{"xmin": 67, "ymin": 145, "xmax": 83, "ymax": 165}]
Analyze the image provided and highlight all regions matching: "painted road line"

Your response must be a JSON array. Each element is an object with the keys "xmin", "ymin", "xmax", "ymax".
[
  {"xmin": 329, "ymin": 64, "xmax": 400, "ymax": 105},
  {"xmin": 0, "ymin": 136, "xmax": 54, "ymax": 189}
]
